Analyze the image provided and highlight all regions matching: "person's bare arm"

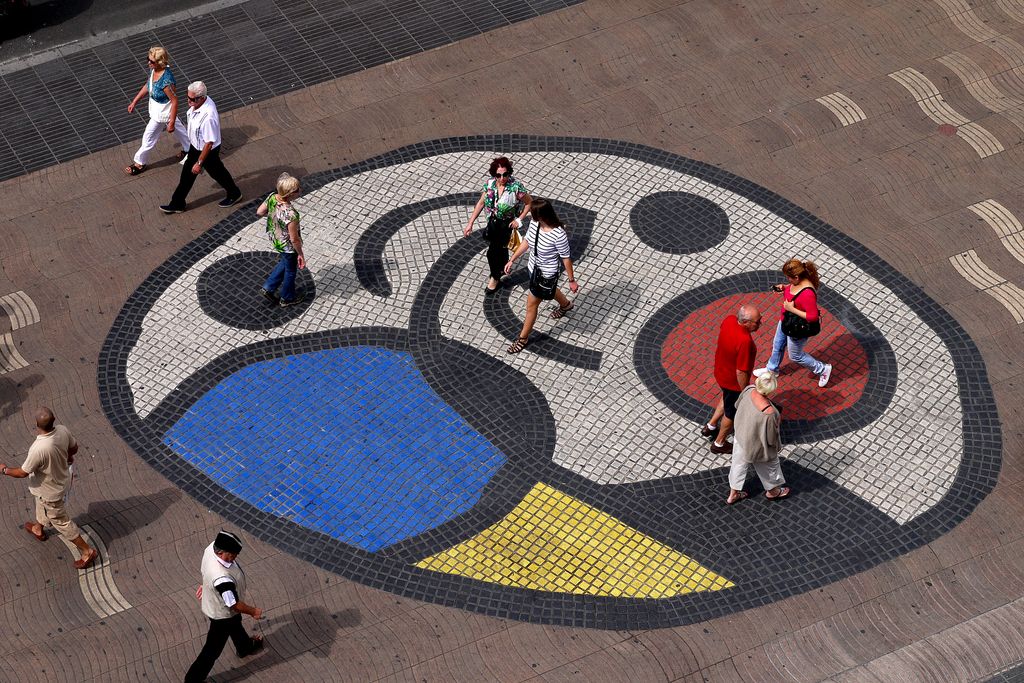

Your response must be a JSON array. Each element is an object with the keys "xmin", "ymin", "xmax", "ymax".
[
  {"xmin": 463, "ymin": 193, "xmax": 487, "ymax": 236},
  {"xmin": 192, "ymin": 141, "xmax": 213, "ymax": 175},
  {"xmin": 164, "ymin": 84, "xmax": 178, "ymax": 132},
  {"xmin": 288, "ymin": 221, "xmax": 305, "ymax": 269},
  {"xmin": 232, "ymin": 601, "xmax": 263, "ymax": 619},
  {"xmin": 127, "ymin": 81, "xmax": 148, "ymax": 113}
]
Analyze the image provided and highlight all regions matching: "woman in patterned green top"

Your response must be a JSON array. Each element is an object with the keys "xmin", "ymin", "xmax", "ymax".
[
  {"xmin": 258, "ymin": 173, "xmax": 307, "ymax": 306},
  {"xmin": 463, "ymin": 156, "xmax": 532, "ymax": 293}
]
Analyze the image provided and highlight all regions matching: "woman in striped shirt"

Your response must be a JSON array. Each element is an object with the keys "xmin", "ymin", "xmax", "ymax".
[{"xmin": 503, "ymin": 198, "xmax": 580, "ymax": 354}]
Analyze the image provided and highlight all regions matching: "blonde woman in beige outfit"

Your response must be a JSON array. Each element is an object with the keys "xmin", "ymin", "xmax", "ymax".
[{"xmin": 726, "ymin": 372, "xmax": 791, "ymax": 504}]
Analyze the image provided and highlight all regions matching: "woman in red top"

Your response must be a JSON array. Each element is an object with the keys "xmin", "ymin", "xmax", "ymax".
[{"xmin": 754, "ymin": 258, "xmax": 833, "ymax": 388}]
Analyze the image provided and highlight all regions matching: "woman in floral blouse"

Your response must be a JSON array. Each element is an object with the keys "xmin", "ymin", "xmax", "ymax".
[
  {"xmin": 463, "ymin": 156, "xmax": 532, "ymax": 293},
  {"xmin": 258, "ymin": 173, "xmax": 307, "ymax": 307}
]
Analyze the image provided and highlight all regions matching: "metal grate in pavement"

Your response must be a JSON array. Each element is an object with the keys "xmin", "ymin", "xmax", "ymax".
[{"xmin": 0, "ymin": 0, "xmax": 583, "ymax": 181}]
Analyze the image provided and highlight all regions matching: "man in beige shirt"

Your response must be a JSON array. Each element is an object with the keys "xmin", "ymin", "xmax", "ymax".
[{"xmin": 1, "ymin": 407, "xmax": 97, "ymax": 569}]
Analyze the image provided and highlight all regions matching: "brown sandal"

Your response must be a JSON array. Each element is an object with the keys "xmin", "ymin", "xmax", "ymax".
[
  {"xmin": 507, "ymin": 337, "xmax": 529, "ymax": 354},
  {"xmin": 550, "ymin": 302, "xmax": 574, "ymax": 319},
  {"xmin": 123, "ymin": 163, "xmax": 145, "ymax": 176},
  {"xmin": 23, "ymin": 521, "xmax": 46, "ymax": 542}
]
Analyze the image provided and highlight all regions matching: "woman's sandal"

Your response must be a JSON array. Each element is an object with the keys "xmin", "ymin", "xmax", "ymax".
[
  {"xmin": 550, "ymin": 302, "xmax": 574, "ymax": 319},
  {"xmin": 123, "ymin": 164, "xmax": 145, "ymax": 176},
  {"xmin": 726, "ymin": 491, "xmax": 749, "ymax": 505},
  {"xmin": 507, "ymin": 337, "xmax": 529, "ymax": 354},
  {"xmin": 765, "ymin": 486, "xmax": 791, "ymax": 500}
]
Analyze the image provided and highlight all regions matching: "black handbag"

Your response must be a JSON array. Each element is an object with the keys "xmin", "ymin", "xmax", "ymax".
[
  {"xmin": 482, "ymin": 214, "xmax": 511, "ymax": 242},
  {"xmin": 780, "ymin": 287, "xmax": 821, "ymax": 339},
  {"xmin": 528, "ymin": 223, "xmax": 560, "ymax": 300}
]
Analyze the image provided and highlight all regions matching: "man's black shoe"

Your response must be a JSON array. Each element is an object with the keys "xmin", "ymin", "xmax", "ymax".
[
  {"xmin": 159, "ymin": 204, "xmax": 185, "ymax": 214},
  {"xmin": 218, "ymin": 193, "xmax": 242, "ymax": 208}
]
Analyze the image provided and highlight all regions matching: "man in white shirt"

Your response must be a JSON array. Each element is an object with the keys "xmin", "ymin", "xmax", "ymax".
[
  {"xmin": 161, "ymin": 81, "xmax": 242, "ymax": 214},
  {"xmin": 0, "ymin": 407, "xmax": 97, "ymax": 569},
  {"xmin": 184, "ymin": 531, "xmax": 264, "ymax": 682}
]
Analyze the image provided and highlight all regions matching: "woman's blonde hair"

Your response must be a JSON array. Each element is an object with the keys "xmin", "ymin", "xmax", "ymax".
[
  {"xmin": 148, "ymin": 47, "xmax": 169, "ymax": 69},
  {"xmin": 276, "ymin": 173, "xmax": 300, "ymax": 199},
  {"xmin": 755, "ymin": 372, "xmax": 778, "ymax": 397}
]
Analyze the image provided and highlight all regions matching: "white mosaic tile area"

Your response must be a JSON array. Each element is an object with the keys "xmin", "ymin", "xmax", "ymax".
[{"xmin": 126, "ymin": 152, "xmax": 963, "ymax": 525}]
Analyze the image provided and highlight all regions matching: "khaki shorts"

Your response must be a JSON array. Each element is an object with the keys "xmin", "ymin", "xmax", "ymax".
[{"xmin": 35, "ymin": 497, "xmax": 81, "ymax": 541}]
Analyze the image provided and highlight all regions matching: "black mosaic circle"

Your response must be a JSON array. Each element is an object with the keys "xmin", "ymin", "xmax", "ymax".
[
  {"xmin": 196, "ymin": 252, "xmax": 316, "ymax": 330},
  {"xmin": 630, "ymin": 191, "xmax": 730, "ymax": 253},
  {"xmin": 98, "ymin": 135, "xmax": 1001, "ymax": 630}
]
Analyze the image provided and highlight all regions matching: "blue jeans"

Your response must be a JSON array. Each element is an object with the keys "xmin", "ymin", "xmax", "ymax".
[
  {"xmin": 765, "ymin": 321, "xmax": 825, "ymax": 375},
  {"xmin": 263, "ymin": 251, "xmax": 298, "ymax": 301}
]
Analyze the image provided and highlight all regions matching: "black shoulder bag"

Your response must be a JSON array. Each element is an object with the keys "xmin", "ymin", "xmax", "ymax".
[
  {"xmin": 528, "ymin": 223, "xmax": 560, "ymax": 300},
  {"xmin": 780, "ymin": 287, "xmax": 821, "ymax": 339}
]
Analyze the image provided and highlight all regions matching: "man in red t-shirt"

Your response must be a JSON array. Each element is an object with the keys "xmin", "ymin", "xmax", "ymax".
[{"xmin": 703, "ymin": 304, "xmax": 762, "ymax": 454}]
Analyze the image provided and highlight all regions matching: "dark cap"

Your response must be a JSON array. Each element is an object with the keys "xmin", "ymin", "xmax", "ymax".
[{"xmin": 213, "ymin": 530, "xmax": 242, "ymax": 555}]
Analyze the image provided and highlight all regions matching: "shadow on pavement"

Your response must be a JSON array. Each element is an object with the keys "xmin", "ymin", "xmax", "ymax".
[
  {"xmin": 0, "ymin": 0, "xmax": 93, "ymax": 42},
  {"xmin": 217, "ymin": 606, "xmax": 362, "ymax": 681}
]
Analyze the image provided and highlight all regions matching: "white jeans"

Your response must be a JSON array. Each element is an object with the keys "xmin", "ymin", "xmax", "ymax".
[
  {"xmin": 133, "ymin": 117, "xmax": 189, "ymax": 165},
  {"xmin": 728, "ymin": 450, "xmax": 786, "ymax": 491}
]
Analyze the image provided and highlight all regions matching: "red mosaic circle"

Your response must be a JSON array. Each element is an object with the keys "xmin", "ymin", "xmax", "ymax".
[{"xmin": 661, "ymin": 292, "xmax": 869, "ymax": 421}]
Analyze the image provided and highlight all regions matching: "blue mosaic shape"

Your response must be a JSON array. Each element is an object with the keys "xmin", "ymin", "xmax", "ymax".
[{"xmin": 163, "ymin": 346, "xmax": 507, "ymax": 552}]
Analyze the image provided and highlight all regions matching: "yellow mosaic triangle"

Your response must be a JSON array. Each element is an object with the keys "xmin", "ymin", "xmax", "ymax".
[{"xmin": 416, "ymin": 482, "xmax": 733, "ymax": 598}]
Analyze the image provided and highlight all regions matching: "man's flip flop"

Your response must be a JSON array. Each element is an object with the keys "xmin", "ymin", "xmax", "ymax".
[
  {"xmin": 23, "ymin": 522, "xmax": 46, "ymax": 541},
  {"xmin": 726, "ymin": 491, "xmax": 749, "ymax": 505},
  {"xmin": 765, "ymin": 486, "xmax": 791, "ymax": 500}
]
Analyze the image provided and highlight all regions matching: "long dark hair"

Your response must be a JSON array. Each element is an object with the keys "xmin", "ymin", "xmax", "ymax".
[{"xmin": 529, "ymin": 197, "xmax": 565, "ymax": 230}]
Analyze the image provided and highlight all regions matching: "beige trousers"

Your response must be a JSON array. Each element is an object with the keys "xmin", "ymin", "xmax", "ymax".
[{"xmin": 35, "ymin": 497, "xmax": 81, "ymax": 541}]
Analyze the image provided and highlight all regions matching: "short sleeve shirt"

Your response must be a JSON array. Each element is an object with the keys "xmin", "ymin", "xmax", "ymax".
[
  {"xmin": 713, "ymin": 315, "xmax": 756, "ymax": 391},
  {"xmin": 186, "ymin": 96, "xmax": 222, "ymax": 149},
  {"xmin": 21, "ymin": 425, "xmax": 76, "ymax": 501},
  {"xmin": 527, "ymin": 225, "xmax": 571, "ymax": 277},
  {"xmin": 149, "ymin": 68, "xmax": 176, "ymax": 104},
  {"xmin": 779, "ymin": 285, "xmax": 819, "ymax": 323},
  {"xmin": 482, "ymin": 177, "xmax": 527, "ymax": 219},
  {"xmin": 265, "ymin": 195, "xmax": 299, "ymax": 253}
]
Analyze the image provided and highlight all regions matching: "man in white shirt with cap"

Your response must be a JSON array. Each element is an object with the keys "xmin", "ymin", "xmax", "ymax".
[{"xmin": 184, "ymin": 530, "xmax": 264, "ymax": 682}]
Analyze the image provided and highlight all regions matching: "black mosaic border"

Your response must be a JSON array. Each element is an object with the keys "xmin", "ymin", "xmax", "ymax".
[
  {"xmin": 98, "ymin": 135, "xmax": 1002, "ymax": 629},
  {"xmin": 634, "ymin": 270, "xmax": 898, "ymax": 442},
  {"xmin": 0, "ymin": 0, "xmax": 584, "ymax": 181}
]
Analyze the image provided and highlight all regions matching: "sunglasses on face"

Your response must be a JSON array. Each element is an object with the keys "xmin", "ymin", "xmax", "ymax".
[
  {"xmin": 187, "ymin": 95, "xmax": 201, "ymax": 101},
  {"xmin": 494, "ymin": 172, "xmax": 509, "ymax": 178}
]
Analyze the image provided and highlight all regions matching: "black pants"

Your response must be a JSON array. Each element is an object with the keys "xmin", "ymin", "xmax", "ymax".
[
  {"xmin": 485, "ymin": 216, "xmax": 513, "ymax": 281},
  {"xmin": 168, "ymin": 144, "xmax": 240, "ymax": 210},
  {"xmin": 184, "ymin": 614, "xmax": 258, "ymax": 682}
]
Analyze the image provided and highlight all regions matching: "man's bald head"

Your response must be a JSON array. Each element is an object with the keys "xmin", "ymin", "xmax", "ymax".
[
  {"xmin": 737, "ymin": 304, "xmax": 762, "ymax": 328},
  {"xmin": 35, "ymin": 407, "xmax": 55, "ymax": 432}
]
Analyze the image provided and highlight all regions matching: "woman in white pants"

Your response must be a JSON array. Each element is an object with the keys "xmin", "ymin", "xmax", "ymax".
[
  {"xmin": 124, "ymin": 46, "xmax": 189, "ymax": 175},
  {"xmin": 725, "ymin": 371, "xmax": 791, "ymax": 504}
]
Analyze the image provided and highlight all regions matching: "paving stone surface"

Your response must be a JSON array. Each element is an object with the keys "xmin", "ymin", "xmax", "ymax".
[{"xmin": 3, "ymin": 0, "xmax": 1024, "ymax": 680}]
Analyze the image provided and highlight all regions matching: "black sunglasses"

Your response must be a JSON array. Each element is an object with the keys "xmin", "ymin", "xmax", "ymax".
[
  {"xmin": 187, "ymin": 95, "xmax": 201, "ymax": 101},
  {"xmin": 494, "ymin": 172, "xmax": 509, "ymax": 178}
]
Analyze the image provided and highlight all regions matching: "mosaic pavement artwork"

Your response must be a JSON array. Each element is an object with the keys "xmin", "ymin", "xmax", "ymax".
[{"xmin": 98, "ymin": 135, "xmax": 1001, "ymax": 629}]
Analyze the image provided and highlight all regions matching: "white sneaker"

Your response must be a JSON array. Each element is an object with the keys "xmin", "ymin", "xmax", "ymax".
[
  {"xmin": 818, "ymin": 364, "xmax": 832, "ymax": 388},
  {"xmin": 752, "ymin": 368, "xmax": 769, "ymax": 378}
]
